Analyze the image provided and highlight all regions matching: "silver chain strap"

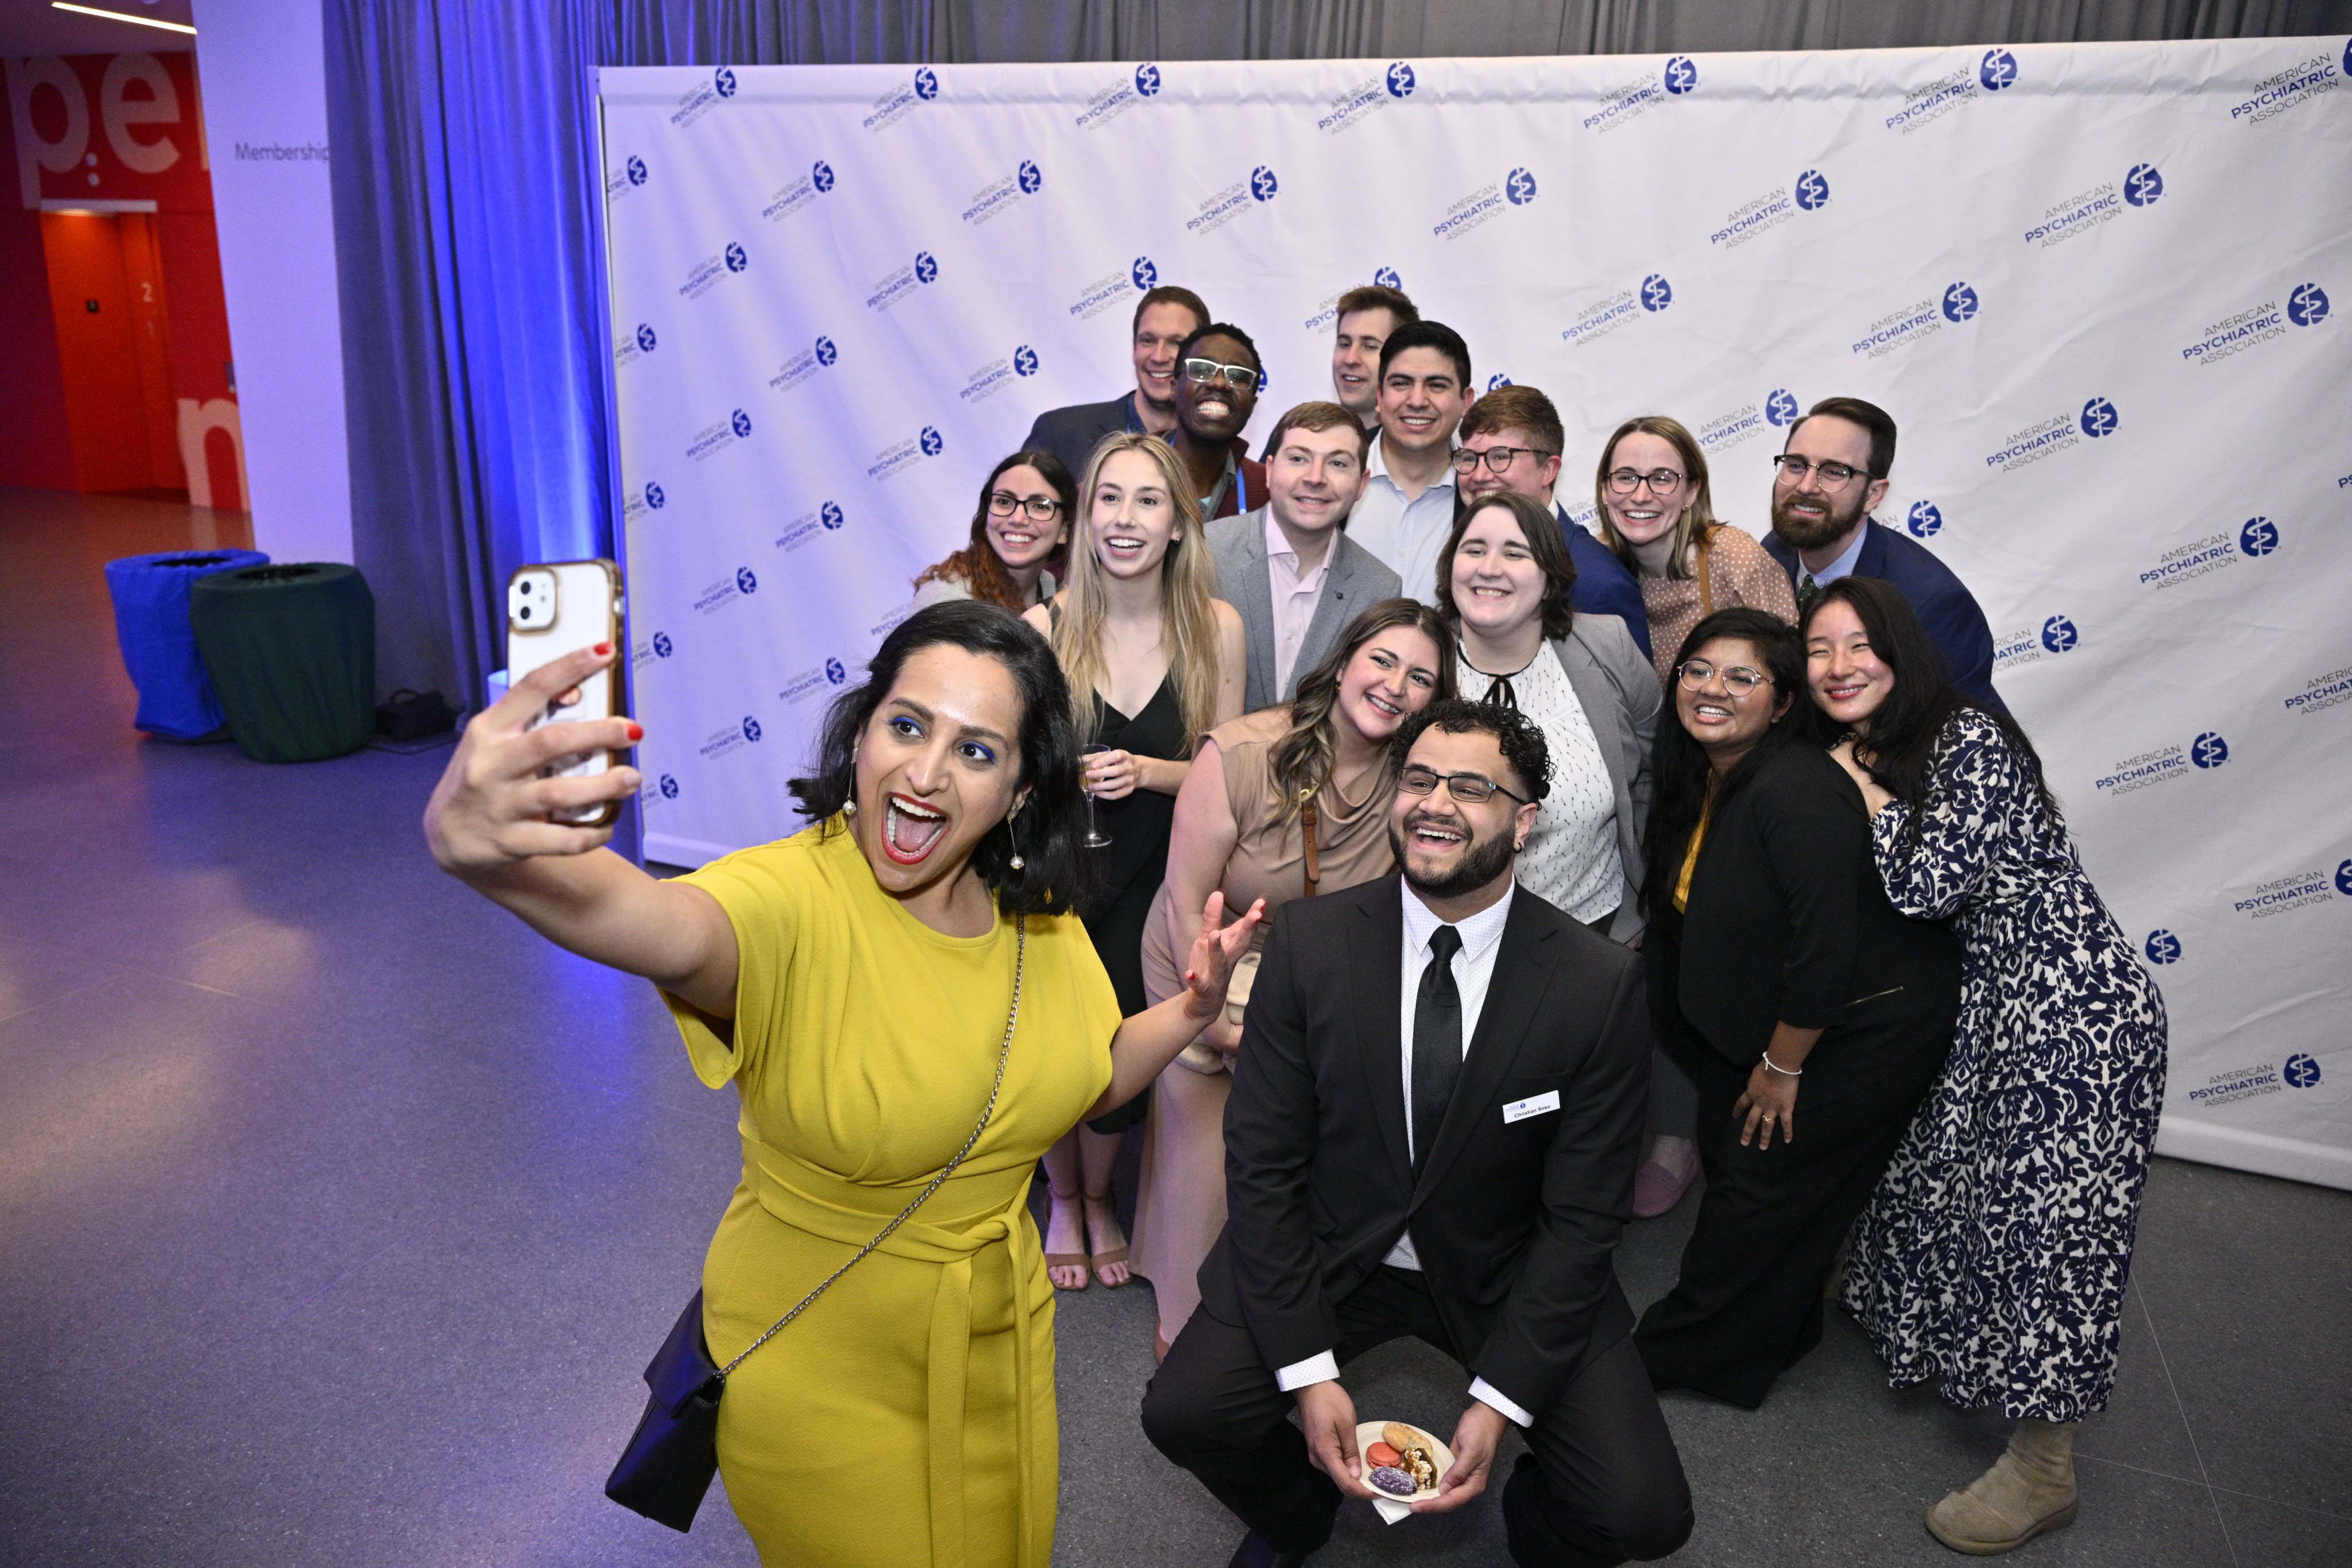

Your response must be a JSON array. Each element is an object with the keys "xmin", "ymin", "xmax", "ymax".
[{"xmin": 719, "ymin": 916, "xmax": 1026, "ymax": 1379}]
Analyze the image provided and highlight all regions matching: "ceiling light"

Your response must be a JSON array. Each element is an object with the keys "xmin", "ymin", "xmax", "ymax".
[{"xmin": 50, "ymin": 3, "xmax": 197, "ymax": 34}]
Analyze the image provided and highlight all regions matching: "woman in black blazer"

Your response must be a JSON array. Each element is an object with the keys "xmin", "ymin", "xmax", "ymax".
[{"xmin": 1631, "ymin": 609, "xmax": 1960, "ymax": 1409}]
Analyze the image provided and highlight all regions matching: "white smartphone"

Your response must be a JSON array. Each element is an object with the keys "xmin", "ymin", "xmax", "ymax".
[{"xmin": 506, "ymin": 559, "xmax": 628, "ymax": 827}]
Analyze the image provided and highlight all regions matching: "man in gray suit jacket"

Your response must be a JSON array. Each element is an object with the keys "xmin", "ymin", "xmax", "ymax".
[{"xmin": 1207, "ymin": 401, "xmax": 1402, "ymax": 713}]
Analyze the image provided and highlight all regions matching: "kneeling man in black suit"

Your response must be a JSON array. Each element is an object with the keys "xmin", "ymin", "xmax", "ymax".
[{"xmin": 1142, "ymin": 700, "xmax": 1693, "ymax": 1567}]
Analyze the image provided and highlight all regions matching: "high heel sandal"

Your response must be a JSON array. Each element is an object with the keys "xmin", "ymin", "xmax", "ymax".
[
  {"xmin": 1044, "ymin": 1184, "xmax": 1089, "ymax": 1291},
  {"xmin": 1084, "ymin": 1186, "xmax": 1130, "ymax": 1288}
]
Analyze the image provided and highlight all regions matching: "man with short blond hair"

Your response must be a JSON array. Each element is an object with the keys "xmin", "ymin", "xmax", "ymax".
[
  {"xmin": 1329, "ymin": 282, "xmax": 1418, "ymax": 420},
  {"xmin": 1209, "ymin": 401, "xmax": 1401, "ymax": 710},
  {"xmin": 1456, "ymin": 386, "xmax": 1652, "ymax": 661}
]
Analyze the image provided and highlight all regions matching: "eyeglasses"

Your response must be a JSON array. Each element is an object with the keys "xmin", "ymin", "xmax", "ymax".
[
  {"xmin": 1770, "ymin": 454, "xmax": 1867, "ymax": 487},
  {"xmin": 1396, "ymin": 763, "xmax": 1531, "ymax": 806},
  {"xmin": 1675, "ymin": 659, "xmax": 1770, "ymax": 695},
  {"xmin": 1606, "ymin": 468, "xmax": 1687, "ymax": 495},
  {"xmin": 988, "ymin": 491, "xmax": 1063, "ymax": 521},
  {"xmin": 1454, "ymin": 445, "xmax": 1555, "ymax": 474},
  {"xmin": 1180, "ymin": 358, "xmax": 1260, "ymax": 392}
]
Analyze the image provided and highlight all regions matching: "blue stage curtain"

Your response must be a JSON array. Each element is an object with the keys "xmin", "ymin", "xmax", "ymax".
[{"xmin": 327, "ymin": 0, "xmax": 2348, "ymax": 710}]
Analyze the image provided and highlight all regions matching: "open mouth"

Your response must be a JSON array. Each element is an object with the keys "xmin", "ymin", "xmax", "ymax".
[
  {"xmin": 1782, "ymin": 497, "xmax": 1830, "ymax": 518},
  {"xmin": 1363, "ymin": 690, "xmax": 1404, "ymax": 720},
  {"xmin": 1406, "ymin": 814, "xmax": 1467, "ymax": 850},
  {"xmin": 1819, "ymin": 682, "xmax": 1870, "ymax": 704},
  {"xmin": 995, "ymin": 528, "xmax": 1039, "ymax": 549},
  {"xmin": 1467, "ymin": 583, "xmax": 1513, "ymax": 601},
  {"xmin": 1100, "ymin": 535, "xmax": 1148, "ymax": 563},
  {"xmin": 1395, "ymin": 412, "xmax": 1438, "ymax": 435},
  {"xmin": 883, "ymin": 792, "xmax": 950, "ymax": 864},
  {"xmin": 1686, "ymin": 700, "xmax": 1736, "ymax": 727},
  {"xmin": 1619, "ymin": 506, "xmax": 1664, "ymax": 524},
  {"xmin": 1193, "ymin": 394, "xmax": 1235, "ymax": 420}
]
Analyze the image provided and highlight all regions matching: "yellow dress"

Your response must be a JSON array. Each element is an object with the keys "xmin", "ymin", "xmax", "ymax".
[{"xmin": 663, "ymin": 818, "xmax": 1119, "ymax": 1567}]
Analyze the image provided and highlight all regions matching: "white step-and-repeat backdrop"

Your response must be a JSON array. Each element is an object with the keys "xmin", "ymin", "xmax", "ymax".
[{"xmin": 597, "ymin": 40, "xmax": 2352, "ymax": 1188}]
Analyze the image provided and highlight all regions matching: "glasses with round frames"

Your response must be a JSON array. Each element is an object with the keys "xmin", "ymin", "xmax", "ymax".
[
  {"xmin": 1455, "ymin": 445, "xmax": 1555, "ymax": 474},
  {"xmin": 1675, "ymin": 659, "xmax": 1770, "ymax": 695},
  {"xmin": 1396, "ymin": 763, "xmax": 1531, "ymax": 806},
  {"xmin": 1606, "ymin": 468, "xmax": 1688, "ymax": 495}
]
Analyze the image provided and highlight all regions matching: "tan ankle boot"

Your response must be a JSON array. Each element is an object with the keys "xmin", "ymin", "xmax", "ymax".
[{"xmin": 1926, "ymin": 1418, "xmax": 2079, "ymax": 1555}]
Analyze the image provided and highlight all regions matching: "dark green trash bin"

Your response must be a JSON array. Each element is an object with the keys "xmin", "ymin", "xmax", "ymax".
[{"xmin": 188, "ymin": 564, "xmax": 377, "ymax": 763}]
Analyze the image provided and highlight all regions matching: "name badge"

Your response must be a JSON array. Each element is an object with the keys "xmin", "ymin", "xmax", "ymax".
[{"xmin": 1502, "ymin": 1090, "xmax": 1561, "ymax": 1125}]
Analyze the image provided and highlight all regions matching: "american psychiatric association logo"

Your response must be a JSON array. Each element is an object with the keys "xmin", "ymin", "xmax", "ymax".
[
  {"xmin": 1251, "ymin": 166, "xmax": 1279, "ymax": 201},
  {"xmin": 736, "ymin": 566, "xmax": 759, "ymax": 595},
  {"xmin": 870, "ymin": 425, "xmax": 945, "ymax": 481},
  {"xmin": 2040, "ymin": 615, "xmax": 2079, "ymax": 653},
  {"xmin": 1697, "ymin": 393, "xmax": 1789, "ymax": 454},
  {"xmin": 1586, "ymin": 59, "xmax": 1696, "ymax": 133},
  {"xmin": 1018, "ymin": 159, "xmax": 1042, "ymax": 193},
  {"xmin": 963, "ymin": 160, "xmax": 1046, "ymax": 226},
  {"xmin": 920, "ymin": 426, "xmax": 945, "ymax": 456},
  {"xmin": 865, "ymin": 70, "xmax": 930, "ymax": 131},
  {"xmin": 914, "ymin": 250, "xmax": 939, "ymax": 284},
  {"xmin": 1506, "ymin": 168, "xmax": 1538, "ymax": 205},
  {"xmin": 724, "ymin": 242, "xmax": 748, "ymax": 273},
  {"xmin": 1488, "ymin": 373, "xmax": 1512, "ymax": 390},
  {"xmin": 813, "ymin": 160, "xmax": 834, "ymax": 192},
  {"xmin": 1641, "ymin": 274, "xmax": 1673, "ymax": 311},
  {"xmin": 763, "ymin": 161, "xmax": 835, "ymax": 223},
  {"xmin": 1375, "ymin": 266, "xmax": 1403, "ymax": 289},
  {"xmin": 2144, "ymin": 930, "xmax": 2182, "ymax": 964},
  {"xmin": 625, "ymin": 155, "xmax": 647, "ymax": 185},
  {"xmin": 2080, "ymin": 397, "xmax": 2121, "ymax": 438},
  {"xmin": 652, "ymin": 631, "xmax": 674, "ymax": 656},
  {"xmin": 1664, "ymin": 56, "xmax": 1699, "ymax": 95},
  {"xmin": 2123, "ymin": 163, "xmax": 2164, "ymax": 207},
  {"xmin": 822, "ymin": 501, "xmax": 845, "ymax": 531},
  {"xmin": 1322, "ymin": 61, "xmax": 1417, "ymax": 133},
  {"xmin": 730, "ymin": 409, "xmax": 753, "ymax": 439},
  {"xmin": 659, "ymin": 774, "xmax": 679, "ymax": 799},
  {"xmin": 1133, "ymin": 256, "xmax": 1159, "ymax": 289},
  {"xmin": 1980, "ymin": 48, "xmax": 2019, "ymax": 91},
  {"xmin": 770, "ymin": 335, "xmax": 838, "ymax": 394},
  {"xmin": 1388, "ymin": 62, "xmax": 1416, "ymax": 98},
  {"xmin": 2288, "ymin": 283, "xmax": 2331, "ymax": 327},
  {"xmin": 714, "ymin": 67, "xmax": 737, "ymax": 98},
  {"xmin": 2230, "ymin": 51, "xmax": 2343, "ymax": 125},
  {"xmin": 1942, "ymin": 282, "xmax": 1980, "ymax": 323},
  {"xmin": 1908, "ymin": 500, "xmax": 1943, "ymax": 537},
  {"xmin": 1013, "ymin": 344, "xmax": 1040, "ymax": 377},
  {"xmin": 2285, "ymin": 1054, "xmax": 2324, "ymax": 1090},
  {"xmin": 645, "ymin": 483, "xmax": 666, "ymax": 510},
  {"xmin": 913, "ymin": 67, "xmax": 939, "ymax": 100},
  {"xmin": 815, "ymin": 336, "xmax": 838, "ymax": 366},
  {"xmin": 1192, "ymin": 169, "xmax": 1277, "ymax": 234},
  {"xmin": 635, "ymin": 323, "xmax": 657, "ymax": 353},
  {"xmin": 826, "ymin": 658, "xmax": 849, "ymax": 685},
  {"xmin": 2240, "ymin": 516, "xmax": 2280, "ymax": 556},
  {"xmin": 1765, "ymin": 389, "xmax": 1801, "ymax": 427},
  {"xmin": 775, "ymin": 499, "xmax": 849, "ymax": 553},
  {"xmin": 1794, "ymin": 169, "xmax": 1830, "ymax": 211},
  {"xmin": 2191, "ymin": 731, "xmax": 2230, "ymax": 768},
  {"xmin": 741, "ymin": 715, "xmax": 763, "ymax": 743},
  {"xmin": 1136, "ymin": 63, "xmax": 1162, "ymax": 96},
  {"xmin": 686, "ymin": 406, "xmax": 752, "ymax": 462}
]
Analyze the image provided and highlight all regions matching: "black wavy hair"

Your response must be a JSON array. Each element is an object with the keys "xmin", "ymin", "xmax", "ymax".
[
  {"xmin": 787, "ymin": 600, "xmax": 1092, "ymax": 916},
  {"xmin": 1376, "ymin": 318, "xmax": 1472, "ymax": 390},
  {"xmin": 1638, "ymin": 608, "xmax": 1806, "ymax": 926},
  {"xmin": 1802, "ymin": 576, "xmax": 2056, "ymax": 830},
  {"xmin": 1390, "ymin": 697, "xmax": 1553, "ymax": 802}
]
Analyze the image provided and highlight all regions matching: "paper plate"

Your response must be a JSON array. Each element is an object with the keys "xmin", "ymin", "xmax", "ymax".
[{"xmin": 1354, "ymin": 1420, "xmax": 1453, "ymax": 1504}]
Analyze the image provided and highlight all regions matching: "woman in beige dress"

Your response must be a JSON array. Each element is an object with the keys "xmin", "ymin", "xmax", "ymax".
[
  {"xmin": 1129, "ymin": 599, "xmax": 1456, "ymax": 1357},
  {"xmin": 1593, "ymin": 415, "xmax": 1800, "ymax": 691}
]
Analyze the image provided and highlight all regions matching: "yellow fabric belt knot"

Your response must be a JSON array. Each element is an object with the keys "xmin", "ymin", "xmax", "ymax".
[{"xmin": 741, "ymin": 1129, "xmax": 1044, "ymax": 1568}]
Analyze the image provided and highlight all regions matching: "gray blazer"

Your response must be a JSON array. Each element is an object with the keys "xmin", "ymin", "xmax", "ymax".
[
  {"xmin": 1550, "ymin": 613, "xmax": 1662, "ymax": 944},
  {"xmin": 1206, "ymin": 508, "xmax": 1403, "ymax": 713}
]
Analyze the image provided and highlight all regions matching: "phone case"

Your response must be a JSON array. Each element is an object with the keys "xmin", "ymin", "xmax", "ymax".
[{"xmin": 506, "ymin": 559, "xmax": 627, "ymax": 827}]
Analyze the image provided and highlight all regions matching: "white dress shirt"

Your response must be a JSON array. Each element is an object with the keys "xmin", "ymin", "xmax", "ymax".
[
  {"xmin": 1264, "ymin": 511, "xmax": 1336, "ymax": 699},
  {"xmin": 1801, "ymin": 522, "xmax": 1869, "ymax": 587},
  {"xmin": 1272, "ymin": 878, "xmax": 1535, "ymax": 1428},
  {"xmin": 1344, "ymin": 432, "xmax": 1459, "ymax": 606}
]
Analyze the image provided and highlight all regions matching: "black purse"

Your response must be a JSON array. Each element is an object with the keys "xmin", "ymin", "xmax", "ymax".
[{"xmin": 605, "ymin": 919, "xmax": 1028, "ymax": 1531}]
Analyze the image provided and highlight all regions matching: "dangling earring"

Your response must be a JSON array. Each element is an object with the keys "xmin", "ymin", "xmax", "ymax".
[
  {"xmin": 842, "ymin": 797, "xmax": 857, "ymax": 816},
  {"xmin": 1007, "ymin": 803, "xmax": 1026, "ymax": 871}
]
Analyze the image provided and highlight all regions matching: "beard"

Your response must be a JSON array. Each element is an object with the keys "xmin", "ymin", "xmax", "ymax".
[
  {"xmin": 1770, "ymin": 482, "xmax": 1869, "ymax": 551},
  {"xmin": 1389, "ymin": 811, "xmax": 1517, "ymax": 901}
]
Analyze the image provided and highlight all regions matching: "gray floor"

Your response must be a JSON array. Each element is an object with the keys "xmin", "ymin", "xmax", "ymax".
[{"xmin": 2, "ymin": 485, "xmax": 2346, "ymax": 1567}]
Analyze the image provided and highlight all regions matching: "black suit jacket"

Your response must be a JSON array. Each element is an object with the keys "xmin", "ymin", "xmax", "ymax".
[
  {"xmin": 1021, "ymin": 392, "xmax": 1135, "ymax": 489},
  {"xmin": 1650, "ymin": 744, "xmax": 1960, "ymax": 1070},
  {"xmin": 1762, "ymin": 520, "xmax": 2009, "ymax": 717},
  {"xmin": 1198, "ymin": 878, "xmax": 1650, "ymax": 1418}
]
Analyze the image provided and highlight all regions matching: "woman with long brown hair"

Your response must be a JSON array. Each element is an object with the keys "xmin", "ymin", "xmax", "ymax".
[
  {"xmin": 912, "ymin": 448, "xmax": 1075, "ymax": 611},
  {"xmin": 1023, "ymin": 431, "xmax": 1245, "ymax": 1291},
  {"xmin": 1128, "ymin": 599, "xmax": 1456, "ymax": 1356},
  {"xmin": 1592, "ymin": 415, "xmax": 1798, "ymax": 690}
]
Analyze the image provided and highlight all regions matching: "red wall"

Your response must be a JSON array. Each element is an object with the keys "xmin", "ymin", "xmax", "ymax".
[{"xmin": 0, "ymin": 50, "xmax": 238, "ymax": 502}]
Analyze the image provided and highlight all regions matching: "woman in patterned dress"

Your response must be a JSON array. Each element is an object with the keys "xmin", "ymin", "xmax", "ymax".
[{"xmin": 1806, "ymin": 578, "xmax": 2168, "ymax": 1557}]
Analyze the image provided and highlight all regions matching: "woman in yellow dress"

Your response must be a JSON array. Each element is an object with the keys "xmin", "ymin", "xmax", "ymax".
[{"xmin": 423, "ymin": 599, "xmax": 1259, "ymax": 1567}]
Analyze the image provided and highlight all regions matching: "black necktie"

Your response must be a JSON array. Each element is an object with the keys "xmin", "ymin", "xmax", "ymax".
[
  {"xmin": 1412, "ymin": 925, "xmax": 1465, "ymax": 1171},
  {"xmin": 1797, "ymin": 571, "xmax": 1821, "ymax": 613}
]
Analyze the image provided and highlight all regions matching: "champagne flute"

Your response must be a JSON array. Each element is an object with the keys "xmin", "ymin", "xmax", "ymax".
[{"xmin": 1081, "ymin": 744, "xmax": 1115, "ymax": 849}]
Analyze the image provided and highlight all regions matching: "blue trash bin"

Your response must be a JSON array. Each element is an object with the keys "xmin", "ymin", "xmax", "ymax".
[{"xmin": 104, "ymin": 548, "xmax": 270, "ymax": 740}]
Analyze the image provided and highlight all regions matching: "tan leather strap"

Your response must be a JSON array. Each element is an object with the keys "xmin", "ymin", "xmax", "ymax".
[
  {"xmin": 1695, "ymin": 524, "xmax": 1716, "ymax": 618},
  {"xmin": 1301, "ymin": 796, "xmax": 1322, "ymax": 898}
]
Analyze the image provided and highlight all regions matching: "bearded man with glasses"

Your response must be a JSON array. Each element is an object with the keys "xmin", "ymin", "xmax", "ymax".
[
  {"xmin": 1762, "ymin": 397, "xmax": 2007, "ymax": 713},
  {"xmin": 1144, "ymin": 699, "xmax": 1693, "ymax": 1568}
]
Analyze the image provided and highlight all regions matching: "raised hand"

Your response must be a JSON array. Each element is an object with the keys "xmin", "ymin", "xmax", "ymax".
[
  {"xmin": 423, "ymin": 643, "xmax": 641, "ymax": 876},
  {"xmin": 1181, "ymin": 890, "xmax": 1265, "ymax": 1023}
]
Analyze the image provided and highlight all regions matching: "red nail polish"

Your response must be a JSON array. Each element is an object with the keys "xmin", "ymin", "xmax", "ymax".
[
  {"xmin": 594, "ymin": 641, "xmax": 612, "ymax": 656},
  {"xmin": 625, "ymin": 723, "xmax": 644, "ymax": 742}
]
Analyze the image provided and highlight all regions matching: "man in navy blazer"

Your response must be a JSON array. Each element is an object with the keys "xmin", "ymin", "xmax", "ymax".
[
  {"xmin": 1021, "ymin": 284, "xmax": 1209, "ymax": 484},
  {"xmin": 1455, "ymin": 385, "xmax": 1653, "ymax": 662},
  {"xmin": 1763, "ymin": 397, "xmax": 2007, "ymax": 715}
]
